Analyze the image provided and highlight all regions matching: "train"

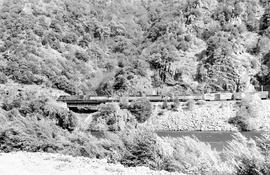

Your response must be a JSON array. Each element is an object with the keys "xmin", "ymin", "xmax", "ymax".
[{"xmin": 57, "ymin": 91, "xmax": 269, "ymax": 106}]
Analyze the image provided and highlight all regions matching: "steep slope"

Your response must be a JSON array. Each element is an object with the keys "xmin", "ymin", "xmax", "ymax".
[{"xmin": 0, "ymin": 0, "xmax": 269, "ymax": 96}]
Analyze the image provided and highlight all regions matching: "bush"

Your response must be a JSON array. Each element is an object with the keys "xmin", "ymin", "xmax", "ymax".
[
  {"xmin": 162, "ymin": 136, "xmax": 231, "ymax": 174},
  {"xmin": 62, "ymin": 33, "xmax": 78, "ymax": 44},
  {"xmin": 229, "ymin": 94, "xmax": 262, "ymax": 131},
  {"xmin": 89, "ymin": 103, "xmax": 135, "ymax": 132},
  {"xmin": 172, "ymin": 96, "xmax": 180, "ymax": 110},
  {"xmin": 186, "ymin": 99, "xmax": 195, "ymax": 110},
  {"xmin": 98, "ymin": 103, "xmax": 118, "ymax": 116},
  {"xmin": 119, "ymin": 129, "xmax": 165, "ymax": 169},
  {"xmin": 128, "ymin": 98, "xmax": 152, "ymax": 123},
  {"xmin": 0, "ymin": 72, "xmax": 8, "ymax": 84},
  {"xmin": 257, "ymin": 133, "xmax": 270, "ymax": 157},
  {"xmin": 162, "ymin": 98, "xmax": 168, "ymax": 109},
  {"xmin": 42, "ymin": 32, "xmax": 62, "ymax": 52},
  {"xmin": 42, "ymin": 102, "xmax": 78, "ymax": 132},
  {"xmin": 51, "ymin": 75, "xmax": 78, "ymax": 95},
  {"xmin": 0, "ymin": 109, "xmax": 66, "ymax": 153},
  {"xmin": 238, "ymin": 94, "xmax": 262, "ymax": 118},
  {"xmin": 228, "ymin": 116, "xmax": 250, "ymax": 131},
  {"xmin": 225, "ymin": 133, "xmax": 270, "ymax": 175},
  {"xmin": 118, "ymin": 129, "xmax": 231, "ymax": 174},
  {"xmin": 2, "ymin": 98, "xmax": 22, "ymax": 111},
  {"xmin": 119, "ymin": 96, "xmax": 129, "ymax": 109},
  {"xmin": 0, "ymin": 108, "xmax": 115, "ymax": 159},
  {"xmin": 1, "ymin": 90, "xmax": 78, "ymax": 132},
  {"xmin": 75, "ymin": 50, "xmax": 90, "ymax": 62}
]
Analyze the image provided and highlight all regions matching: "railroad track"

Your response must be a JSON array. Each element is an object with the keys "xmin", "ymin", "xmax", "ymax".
[{"xmin": 57, "ymin": 91, "xmax": 269, "ymax": 112}]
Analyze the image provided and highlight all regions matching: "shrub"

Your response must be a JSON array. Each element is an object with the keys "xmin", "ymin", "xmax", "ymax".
[
  {"xmin": 62, "ymin": 33, "xmax": 78, "ymax": 44},
  {"xmin": 229, "ymin": 94, "xmax": 262, "ymax": 131},
  {"xmin": 42, "ymin": 102, "xmax": 78, "ymax": 132},
  {"xmin": 238, "ymin": 94, "xmax": 262, "ymax": 118},
  {"xmin": 0, "ymin": 108, "xmax": 111, "ymax": 159},
  {"xmin": 128, "ymin": 98, "xmax": 152, "ymax": 123},
  {"xmin": 162, "ymin": 98, "xmax": 168, "ymax": 109},
  {"xmin": 118, "ymin": 129, "xmax": 231, "ymax": 174},
  {"xmin": 0, "ymin": 109, "xmax": 66, "ymax": 153},
  {"xmin": 186, "ymin": 99, "xmax": 195, "ymax": 110},
  {"xmin": 228, "ymin": 116, "xmax": 250, "ymax": 131},
  {"xmin": 0, "ymin": 72, "xmax": 8, "ymax": 84},
  {"xmin": 196, "ymin": 100, "xmax": 206, "ymax": 105},
  {"xmin": 1, "ymin": 90, "xmax": 26, "ymax": 111},
  {"xmin": 98, "ymin": 103, "xmax": 118, "ymax": 116},
  {"xmin": 172, "ymin": 96, "xmax": 180, "ymax": 111},
  {"xmin": 225, "ymin": 133, "xmax": 270, "ymax": 175},
  {"xmin": 75, "ymin": 50, "xmax": 90, "ymax": 62},
  {"xmin": 119, "ymin": 96, "xmax": 129, "ymax": 109},
  {"xmin": 119, "ymin": 129, "xmax": 165, "ymax": 170},
  {"xmin": 257, "ymin": 133, "xmax": 270, "ymax": 157},
  {"xmin": 19, "ymin": 98, "xmax": 48, "ymax": 116},
  {"xmin": 51, "ymin": 75, "xmax": 78, "ymax": 95},
  {"xmin": 33, "ymin": 26, "xmax": 44, "ymax": 37},
  {"xmin": 162, "ymin": 136, "xmax": 231, "ymax": 174},
  {"xmin": 78, "ymin": 39, "xmax": 89, "ymax": 48},
  {"xmin": 89, "ymin": 103, "xmax": 133, "ymax": 132},
  {"xmin": 2, "ymin": 90, "xmax": 78, "ymax": 132},
  {"xmin": 42, "ymin": 32, "xmax": 62, "ymax": 52}
]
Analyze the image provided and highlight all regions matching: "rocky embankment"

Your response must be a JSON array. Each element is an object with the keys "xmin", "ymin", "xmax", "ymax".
[
  {"xmin": 0, "ymin": 152, "xmax": 183, "ymax": 175},
  {"xmin": 142, "ymin": 100, "xmax": 270, "ymax": 131}
]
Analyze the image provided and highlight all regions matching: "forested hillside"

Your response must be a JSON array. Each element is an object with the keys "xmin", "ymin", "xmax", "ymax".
[{"xmin": 0, "ymin": 0, "xmax": 270, "ymax": 96}]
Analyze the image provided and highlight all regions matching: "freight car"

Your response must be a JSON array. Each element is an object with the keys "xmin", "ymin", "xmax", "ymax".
[{"xmin": 57, "ymin": 91, "xmax": 269, "ymax": 110}]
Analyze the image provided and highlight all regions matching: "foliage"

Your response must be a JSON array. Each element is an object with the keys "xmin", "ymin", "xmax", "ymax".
[
  {"xmin": 1, "ymin": 100, "xmax": 270, "ymax": 175},
  {"xmin": 162, "ymin": 98, "xmax": 168, "ymax": 109},
  {"xmin": 119, "ymin": 96, "xmax": 129, "ymax": 109},
  {"xmin": 225, "ymin": 133, "xmax": 270, "ymax": 175},
  {"xmin": 42, "ymin": 102, "xmax": 78, "ymax": 132},
  {"xmin": 0, "ymin": 72, "xmax": 8, "ymax": 84},
  {"xmin": 75, "ymin": 50, "xmax": 90, "ymax": 62},
  {"xmin": 229, "ymin": 94, "xmax": 262, "ymax": 131},
  {"xmin": 50, "ymin": 75, "xmax": 78, "ymax": 95},
  {"xmin": 162, "ymin": 136, "xmax": 231, "ymax": 174},
  {"xmin": 186, "ymin": 99, "xmax": 195, "ymax": 110},
  {"xmin": 128, "ymin": 97, "xmax": 152, "ymax": 123},
  {"xmin": 1, "ymin": 89, "xmax": 78, "ymax": 131},
  {"xmin": 228, "ymin": 116, "xmax": 250, "ymax": 131},
  {"xmin": 119, "ymin": 129, "xmax": 165, "ymax": 169},
  {"xmin": 116, "ymin": 128, "xmax": 232, "ymax": 174},
  {"xmin": 172, "ymin": 96, "xmax": 180, "ymax": 110},
  {"xmin": 0, "ymin": 109, "xmax": 66, "ymax": 153},
  {"xmin": 0, "ymin": 0, "xmax": 268, "ymax": 95},
  {"xmin": 89, "ymin": 103, "xmax": 136, "ymax": 132},
  {"xmin": 0, "ymin": 107, "xmax": 121, "ymax": 159}
]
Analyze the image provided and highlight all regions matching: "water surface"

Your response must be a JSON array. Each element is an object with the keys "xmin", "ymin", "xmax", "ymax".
[
  {"xmin": 156, "ymin": 131, "xmax": 265, "ymax": 151},
  {"xmin": 91, "ymin": 130, "xmax": 266, "ymax": 151}
]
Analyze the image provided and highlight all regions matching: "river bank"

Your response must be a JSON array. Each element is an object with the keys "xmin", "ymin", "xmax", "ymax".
[{"xmin": 141, "ymin": 100, "xmax": 270, "ymax": 131}]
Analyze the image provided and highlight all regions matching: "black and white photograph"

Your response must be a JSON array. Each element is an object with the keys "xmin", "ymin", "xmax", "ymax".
[{"xmin": 0, "ymin": 0, "xmax": 270, "ymax": 174}]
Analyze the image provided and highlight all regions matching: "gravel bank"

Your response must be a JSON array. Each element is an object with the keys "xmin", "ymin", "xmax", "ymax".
[
  {"xmin": 0, "ymin": 152, "xmax": 183, "ymax": 175},
  {"xmin": 142, "ymin": 100, "xmax": 270, "ymax": 131}
]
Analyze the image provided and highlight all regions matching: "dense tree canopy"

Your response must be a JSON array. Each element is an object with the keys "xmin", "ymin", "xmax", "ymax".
[{"xmin": 0, "ymin": 0, "xmax": 269, "ymax": 95}]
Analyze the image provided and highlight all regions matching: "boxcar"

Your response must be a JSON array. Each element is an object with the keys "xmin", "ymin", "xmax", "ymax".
[
  {"xmin": 203, "ymin": 93, "xmax": 217, "ymax": 101},
  {"xmin": 217, "ymin": 93, "xmax": 233, "ymax": 101}
]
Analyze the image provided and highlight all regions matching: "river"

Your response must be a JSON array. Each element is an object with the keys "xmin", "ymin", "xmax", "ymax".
[
  {"xmin": 156, "ymin": 131, "xmax": 265, "ymax": 151},
  {"xmin": 91, "ymin": 131, "xmax": 266, "ymax": 151}
]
